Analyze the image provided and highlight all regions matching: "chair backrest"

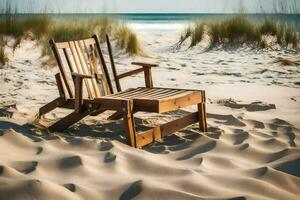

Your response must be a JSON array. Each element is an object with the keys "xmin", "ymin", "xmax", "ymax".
[{"xmin": 50, "ymin": 35, "xmax": 114, "ymax": 100}]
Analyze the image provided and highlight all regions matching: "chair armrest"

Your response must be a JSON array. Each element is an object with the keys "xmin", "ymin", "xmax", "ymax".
[
  {"xmin": 116, "ymin": 62, "xmax": 158, "ymax": 88},
  {"xmin": 117, "ymin": 67, "xmax": 145, "ymax": 79},
  {"xmin": 131, "ymin": 62, "xmax": 159, "ymax": 68},
  {"xmin": 71, "ymin": 72, "xmax": 93, "ymax": 79},
  {"xmin": 71, "ymin": 72, "xmax": 94, "ymax": 113}
]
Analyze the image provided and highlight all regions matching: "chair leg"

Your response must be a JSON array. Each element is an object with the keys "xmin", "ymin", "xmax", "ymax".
[
  {"xmin": 122, "ymin": 100, "xmax": 136, "ymax": 147},
  {"xmin": 198, "ymin": 103, "xmax": 207, "ymax": 132},
  {"xmin": 38, "ymin": 97, "xmax": 66, "ymax": 118},
  {"xmin": 49, "ymin": 109, "xmax": 92, "ymax": 131}
]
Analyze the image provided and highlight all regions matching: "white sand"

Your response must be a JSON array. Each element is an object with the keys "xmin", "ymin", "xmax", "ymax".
[{"xmin": 0, "ymin": 26, "xmax": 300, "ymax": 200}]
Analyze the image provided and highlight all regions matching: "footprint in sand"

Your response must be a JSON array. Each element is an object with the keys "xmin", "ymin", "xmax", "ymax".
[
  {"xmin": 104, "ymin": 152, "xmax": 116, "ymax": 163},
  {"xmin": 36, "ymin": 147, "xmax": 43, "ymax": 155},
  {"xmin": 176, "ymin": 140, "xmax": 217, "ymax": 160},
  {"xmin": 119, "ymin": 180, "xmax": 142, "ymax": 200},
  {"xmin": 207, "ymin": 113, "xmax": 246, "ymax": 127},
  {"xmin": 59, "ymin": 155, "xmax": 82, "ymax": 169},
  {"xmin": 98, "ymin": 141, "xmax": 114, "ymax": 151},
  {"xmin": 63, "ymin": 183, "xmax": 76, "ymax": 192},
  {"xmin": 233, "ymin": 129, "xmax": 249, "ymax": 145},
  {"xmin": 12, "ymin": 161, "xmax": 38, "ymax": 174},
  {"xmin": 268, "ymin": 118, "xmax": 296, "ymax": 147},
  {"xmin": 224, "ymin": 101, "xmax": 276, "ymax": 112},
  {"xmin": 274, "ymin": 157, "xmax": 300, "ymax": 177}
]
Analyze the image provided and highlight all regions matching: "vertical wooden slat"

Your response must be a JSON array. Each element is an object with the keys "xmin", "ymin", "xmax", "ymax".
[
  {"xmin": 55, "ymin": 73, "xmax": 66, "ymax": 99},
  {"xmin": 88, "ymin": 43, "xmax": 108, "ymax": 96},
  {"xmin": 106, "ymin": 34, "xmax": 121, "ymax": 92},
  {"xmin": 50, "ymin": 39, "xmax": 73, "ymax": 98},
  {"xmin": 122, "ymin": 100, "xmax": 136, "ymax": 147},
  {"xmin": 63, "ymin": 48, "xmax": 77, "ymax": 73},
  {"xmin": 91, "ymin": 43, "xmax": 110, "ymax": 95},
  {"xmin": 78, "ymin": 40, "xmax": 102, "ymax": 97},
  {"xmin": 198, "ymin": 91, "xmax": 207, "ymax": 132},
  {"xmin": 69, "ymin": 41, "xmax": 93, "ymax": 99},
  {"xmin": 93, "ymin": 34, "xmax": 113, "ymax": 94},
  {"xmin": 75, "ymin": 77, "xmax": 83, "ymax": 113},
  {"xmin": 74, "ymin": 41, "xmax": 97, "ymax": 98},
  {"xmin": 85, "ymin": 40, "xmax": 108, "ymax": 96}
]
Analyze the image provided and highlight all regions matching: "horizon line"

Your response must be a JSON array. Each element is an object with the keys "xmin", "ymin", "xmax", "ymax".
[{"xmin": 0, "ymin": 12, "xmax": 299, "ymax": 15}]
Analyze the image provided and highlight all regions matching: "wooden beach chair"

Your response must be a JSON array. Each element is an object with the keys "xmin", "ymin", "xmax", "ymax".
[{"xmin": 39, "ymin": 35, "xmax": 207, "ymax": 148}]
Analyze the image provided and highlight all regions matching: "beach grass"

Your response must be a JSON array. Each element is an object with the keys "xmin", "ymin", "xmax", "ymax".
[
  {"xmin": 114, "ymin": 25, "xmax": 145, "ymax": 55},
  {"xmin": 0, "ymin": 10, "xmax": 144, "ymax": 62},
  {"xmin": 259, "ymin": 19, "xmax": 278, "ymax": 35},
  {"xmin": 178, "ymin": 15, "xmax": 300, "ymax": 49},
  {"xmin": 190, "ymin": 23, "xmax": 205, "ymax": 47},
  {"xmin": 0, "ymin": 36, "xmax": 7, "ymax": 66},
  {"xmin": 209, "ymin": 15, "xmax": 260, "ymax": 46},
  {"xmin": 178, "ymin": 26, "xmax": 192, "ymax": 46}
]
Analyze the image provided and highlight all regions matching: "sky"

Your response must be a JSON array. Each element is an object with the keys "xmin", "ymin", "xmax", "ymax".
[{"xmin": 0, "ymin": 0, "xmax": 299, "ymax": 13}]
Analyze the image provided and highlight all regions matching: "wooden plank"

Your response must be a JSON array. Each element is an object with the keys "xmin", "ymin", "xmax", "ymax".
[
  {"xmin": 90, "ymin": 108, "xmax": 106, "ymax": 116},
  {"xmin": 198, "ymin": 103, "xmax": 207, "ymax": 132},
  {"xmin": 135, "ymin": 127, "xmax": 161, "ymax": 148},
  {"xmin": 39, "ymin": 97, "xmax": 66, "ymax": 117},
  {"xmin": 107, "ymin": 88, "xmax": 136, "ymax": 98},
  {"xmin": 50, "ymin": 40, "xmax": 73, "ymax": 98},
  {"xmin": 60, "ymin": 99, "xmax": 75, "ymax": 109},
  {"xmin": 144, "ymin": 67, "xmax": 153, "ymax": 88},
  {"xmin": 63, "ymin": 48, "xmax": 77, "ymax": 73},
  {"xmin": 55, "ymin": 42, "xmax": 70, "ymax": 49},
  {"xmin": 93, "ymin": 43, "xmax": 111, "ymax": 96},
  {"xmin": 93, "ymin": 35, "xmax": 113, "ymax": 94},
  {"xmin": 78, "ymin": 40, "xmax": 102, "ymax": 97},
  {"xmin": 111, "ymin": 88, "xmax": 167, "ymax": 99},
  {"xmin": 106, "ymin": 34, "xmax": 121, "ymax": 92},
  {"xmin": 55, "ymin": 73, "xmax": 66, "ymax": 99},
  {"xmin": 133, "ymin": 99, "xmax": 159, "ymax": 112},
  {"xmin": 74, "ymin": 77, "xmax": 83, "ymax": 113},
  {"xmin": 108, "ymin": 110, "xmax": 123, "ymax": 120},
  {"xmin": 69, "ymin": 41, "xmax": 93, "ymax": 99},
  {"xmin": 158, "ymin": 91, "xmax": 203, "ymax": 113},
  {"xmin": 132, "ymin": 62, "xmax": 159, "ymax": 67},
  {"xmin": 83, "ymin": 38, "xmax": 96, "ymax": 46},
  {"xmin": 117, "ymin": 67, "xmax": 144, "ymax": 79},
  {"xmin": 198, "ymin": 91, "xmax": 207, "ymax": 132},
  {"xmin": 149, "ymin": 89, "xmax": 186, "ymax": 99},
  {"xmin": 49, "ymin": 107, "xmax": 95, "ymax": 132},
  {"xmin": 83, "ymin": 40, "xmax": 107, "ymax": 96},
  {"xmin": 135, "ymin": 112, "xmax": 198, "ymax": 148},
  {"xmin": 88, "ymin": 98, "xmax": 126, "ymax": 111},
  {"xmin": 129, "ymin": 88, "xmax": 166, "ymax": 99},
  {"xmin": 122, "ymin": 100, "xmax": 136, "ymax": 147},
  {"xmin": 74, "ymin": 41, "xmax": 97, "ymax": 98},
  {"xmin": 108, "ymin": 88, "xmax": 148, "ymax": 99}
]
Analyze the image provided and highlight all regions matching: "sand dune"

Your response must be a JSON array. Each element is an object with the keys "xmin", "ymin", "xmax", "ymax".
[{"xmin": 0, "ymin": 28, "xmax": 300, "ymax": 199}]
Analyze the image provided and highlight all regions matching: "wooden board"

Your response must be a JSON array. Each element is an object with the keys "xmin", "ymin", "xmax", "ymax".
[{"xmin": 135, "ymin": 112, "xmax": 199, "ymax": 148}]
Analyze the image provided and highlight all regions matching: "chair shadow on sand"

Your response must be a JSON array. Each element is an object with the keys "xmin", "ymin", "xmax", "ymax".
[{"xmin": 0, "ymin": 109, "xmax": 212, "ymax": 154}]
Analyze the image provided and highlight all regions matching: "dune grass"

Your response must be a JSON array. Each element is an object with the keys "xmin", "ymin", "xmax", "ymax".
[
  {"xmin": 114, "ymin": 25, "xmax": 145, "ymax": 55},
  {"xmin": 177, "ymin": 15, "xmax": 299, "ymax": 49},
  {"xmin": 0, "ymin": 36, "xmax": 7, "ymax": 66},
  {"xmin": 209, "ymin": 16, "xmax": 260, "ymax": 46},
  {"xmin": 0, "ymin": 11, "xmax": 144, "ymax": 63},
  {"xmin": 190, "ymin": 23, "xmax": 205, "ymax": 47}
]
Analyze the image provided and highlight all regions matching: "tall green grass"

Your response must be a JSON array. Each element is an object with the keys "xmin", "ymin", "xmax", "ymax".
[{"xmin": 177, "ymin": 15, "xmax": 299, "ymax": 49}]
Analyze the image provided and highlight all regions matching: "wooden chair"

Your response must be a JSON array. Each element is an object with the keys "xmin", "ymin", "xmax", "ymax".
[{"xmin": 39, "ymin": 35, "xmax": 207, "ymax": 148}]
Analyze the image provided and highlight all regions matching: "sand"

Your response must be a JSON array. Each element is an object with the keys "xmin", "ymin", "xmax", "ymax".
[{"xmin": 0, "ymin": 25, "xmax": 300, "ymax": 200}]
